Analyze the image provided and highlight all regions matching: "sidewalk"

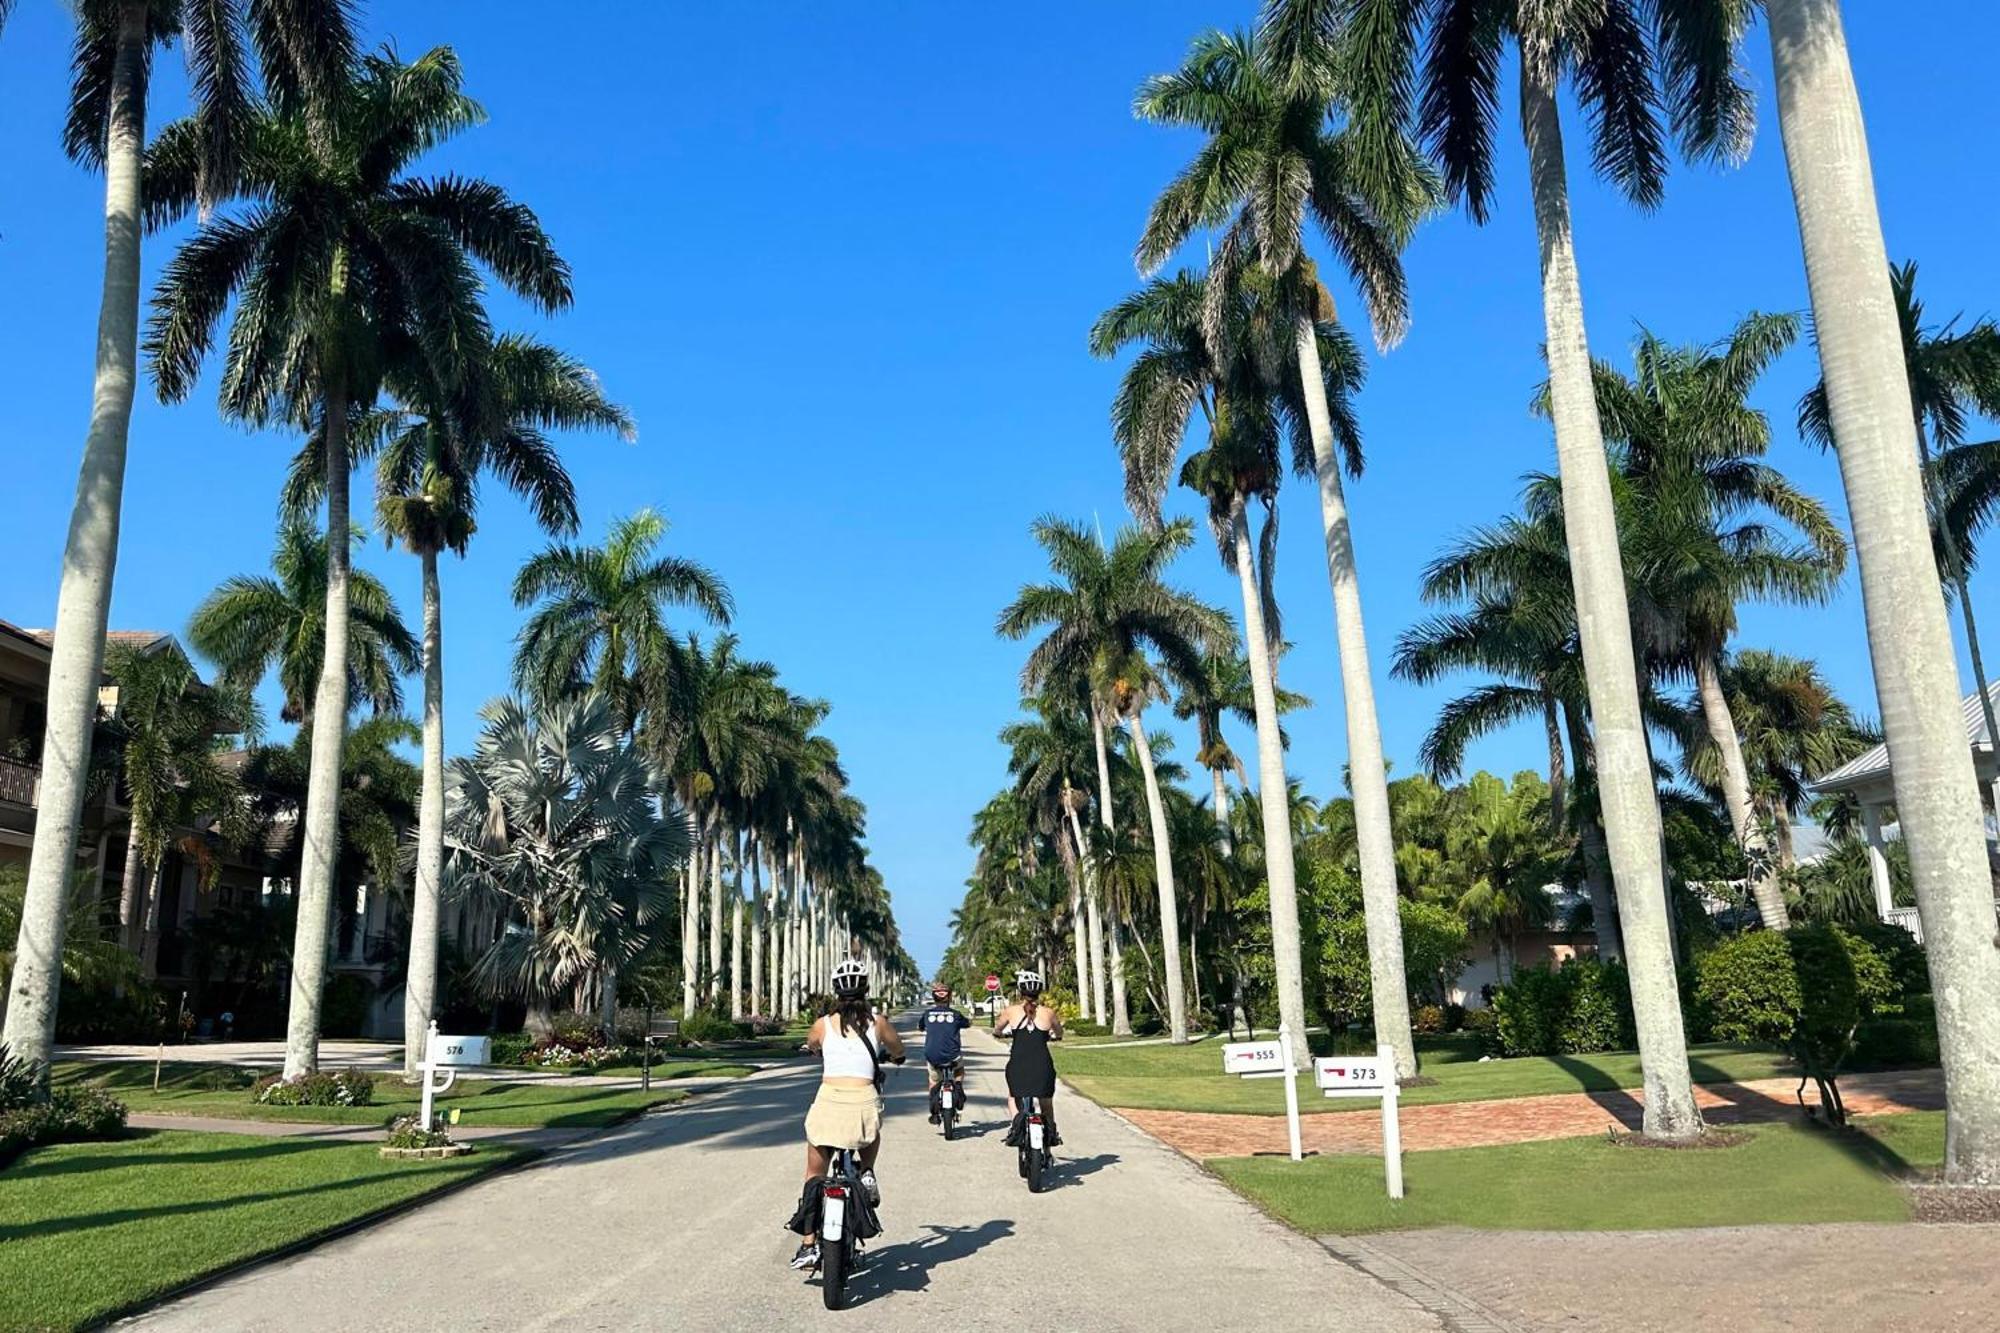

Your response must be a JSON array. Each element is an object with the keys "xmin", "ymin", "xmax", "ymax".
[{"xmin": 1119, "ymin": 1068, "xmax": 1944, "ymax": 1158}]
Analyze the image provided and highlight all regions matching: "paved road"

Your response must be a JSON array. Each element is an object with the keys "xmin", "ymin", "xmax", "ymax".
[{"xmin": 124, "ymin": 1024, "xmax": 1440, "ymax": 1332}]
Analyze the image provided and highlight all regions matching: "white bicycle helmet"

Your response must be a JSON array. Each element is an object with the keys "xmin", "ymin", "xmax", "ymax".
[
  {"xmin": 831, "ymin": 958, "xmax": 870, "ymax": 996},
  {"xmin": 1015, "ymin": 969, "xmax": 1045, "ymax": 995}
]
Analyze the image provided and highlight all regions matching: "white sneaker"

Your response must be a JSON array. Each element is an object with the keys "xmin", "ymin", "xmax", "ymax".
[{"xmin": 859, "ymin": 1170, "xmax": 880, "ymax": 1206}]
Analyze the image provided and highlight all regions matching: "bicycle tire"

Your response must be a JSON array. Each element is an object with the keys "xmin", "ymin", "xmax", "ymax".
[
  {"xmin": 821, "ymin": 1234, "xmax": 849, "ymax": 1310},
  {"xmin": 941, "ymin": 1107, "xmax": 955, "ymax": 1141},
  {"xmin": 1026, "ymin": 1143, "xmax": 1046, "ymax": 1193}
]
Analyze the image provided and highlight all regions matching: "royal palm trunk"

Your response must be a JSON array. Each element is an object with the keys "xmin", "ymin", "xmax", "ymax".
[
  {"xmin": 1767, "ymin": 0, "xmax": 2000, "ymax": 1183},
  {"xmin": 1520, "ymin": 52, "xmax": 1700, "ymax": 1137},
  {"xmin": 1293, "ymin": 319, "xmax": 1417, "ymax": 1081},
  {"xmin": 403, "ymin": 546, "xmax": 446, "ymax": 1076},
  {"xmin": 1125, "ymin": 711, "xmax": 1189, "ymax": 1043},
  {"xmin": 1090, "ymin": 710, "xmax": 1133, "ymax": 1035},
  {"xmin": 282, "ymin": 301, "xmax": 356, "ymax": 1080},
  {"xmin": 3, "ymin": 1, "xmax": 147, "ymax": 1069},
  {"xmin": 1230, "ymin": 494, "xmax": 1311, "ymax": 1066},
  {"xmin": 1064, "ymin": 803, "xmax": 1108, "ymax": 1024},
  {"xmin": 708, "ymin": 824, "xmax": 725, "ymax": 1003},
  {"xmin": 1694, "ymin": 652, "xmax": 1789, "ymax": 928}
]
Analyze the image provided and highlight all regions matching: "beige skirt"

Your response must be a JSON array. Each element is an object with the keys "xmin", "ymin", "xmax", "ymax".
[{"xmin": 805, "ymin": 1083, "xmax": 883, "ymax": 1150}]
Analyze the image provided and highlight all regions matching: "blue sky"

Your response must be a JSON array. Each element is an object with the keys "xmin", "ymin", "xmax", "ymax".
[{"xmin": 3, "ymin": 4, "xmax": 1997, "ymax": 975}]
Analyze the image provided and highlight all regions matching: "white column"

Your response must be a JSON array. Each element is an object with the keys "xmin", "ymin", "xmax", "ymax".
[{"xmin": 1860, "ymin": 802, "xmax": 1895, "ymax": 921}]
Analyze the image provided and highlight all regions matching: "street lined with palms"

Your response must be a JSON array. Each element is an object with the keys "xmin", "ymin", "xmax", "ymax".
[{"xmin": 123, "ymin": 1026, "xmax": 1443, "ymax": 1332}]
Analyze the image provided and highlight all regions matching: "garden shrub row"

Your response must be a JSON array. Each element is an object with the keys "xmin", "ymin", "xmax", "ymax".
[
  {"xmin": 251, "ymin": 1068, "xmax": 376, "ymax": 1107},
  {"xmin": 0, "ymin": 1046, "xmax": 129, "ymax": 1169},
  {"xmin": 1486, "ymin": 958, "xmax": 1635, "ymax": 1056}
]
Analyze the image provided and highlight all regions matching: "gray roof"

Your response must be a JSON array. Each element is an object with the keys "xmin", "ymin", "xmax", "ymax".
[{"xmin": 1815, "ymin": 680, "xmax": 2000, "ymax": 793}]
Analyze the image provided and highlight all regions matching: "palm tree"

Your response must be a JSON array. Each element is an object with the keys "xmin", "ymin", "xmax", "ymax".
[
  {"xmin": 1758, "ymin": 0, "xmax": 2000, "ymax": 1182},
  {"xmin": 1091, "ymin": 266, "xmax": 1332, "ymax": 1056},
  {"xmin": 1131, "ymin": 17, "xmax": 1432, "ymax": 1075},
  {"xmin": 1595, "ymin": 313, "xmax": 1848, "ymax": 928},
  {"xmin": 189, "ymin": 521, "xmax": 420, "ymax": 725},
  {"xmin": 1677, "ymin": 651, "xmax": 1873, "ymax": 874},
  {"xmin": 1336, "ymin": 0, "xmax": 1753, "ymax": 1138},
  {"xmin": 1001, "ymin": 695, "xmax": 1102, "ymax": 1019},
  {"xmin": 100, "ymin": 643, "xmax": 257, "ymax": 963},
  {"xmin": 148, "ymin": 47, "xmax": 572, "ymax": 1078},
  {"xmin": 444, "ymin": 694, "xmax": 689, "ymax": 1037},
  {"xmin": 1804, "ymin": 263, "xmax": 2000, "ymax": 815},
  {"xmin": 1398, "ymin": 491, "xmax": 1631, "ymax": 955},
  {"xmin": 1443, "ymin": 772, "xmax": 1563, "ymax": 983},
  {"xmin": 512, "ymin": 509, "xmax": 732, "ymax": 726},
  {"xmin": 4, "ymin": 0, "xmax": 356, "ymax": 1069},
  {"xmin": 998, "ymin": 516, "xmax": 1232, "ymax": 1042},
  {"xmin": 325, "ymin": 335, "xmax": 631, "ymax": 1073}
]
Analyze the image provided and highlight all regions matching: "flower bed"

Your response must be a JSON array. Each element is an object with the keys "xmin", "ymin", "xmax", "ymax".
[{"xmin": 251, "ymin": 1068, "xmax": 376, "ymax": 1107}]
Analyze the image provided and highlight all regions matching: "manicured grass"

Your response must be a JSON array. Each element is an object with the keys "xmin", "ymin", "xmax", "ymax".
[
  {"xmin": 1056, "ymin": 1033, "xmax": 1796, "ymax": 1116},
  {"xmin": 0, "ymin": 1130, "xmax": 528, "ymax": 1330},
  {"xmin": 52, "ymin": 1062, "xmax": 698, "ymax": 1129},
  {"xmin": 1209, "ymin": 1112, "xmax": 1943, "ymax": 1235}
]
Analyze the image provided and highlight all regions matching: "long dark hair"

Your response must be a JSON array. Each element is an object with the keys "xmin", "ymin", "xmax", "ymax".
[{"xmin": 833, "ymin": 992, "xmax": 873, "ymax": 1037}]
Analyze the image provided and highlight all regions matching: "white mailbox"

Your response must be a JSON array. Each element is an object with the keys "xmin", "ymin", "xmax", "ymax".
[
  {"xmin": 1313, "ymin": 1055, "xmax": 1389, "ymax": 1091},
  {"xmin": 1221, "ymin": 1040, "xmax": 1285, "ymax": 1075},
  {"xmin": 429, "ymin": 1034, "xmax": 490, "ymax": 1067}
]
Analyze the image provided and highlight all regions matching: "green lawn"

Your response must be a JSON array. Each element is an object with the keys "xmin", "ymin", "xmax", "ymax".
[
  {"xmin": 1210, "ymin": 1112, "xmax": 1943, "ymax": 1235},
  {"xmin": 0, "ymin": 1130, "xmax": 528, "ymax": 1330},
  {"xmin": 52, "ymin": 1062, "xmax": 700, "ymax": 1129},
  {"xmin": 1055, "ymin": 1033, "xmax": 1796, "ymax": 1116}
]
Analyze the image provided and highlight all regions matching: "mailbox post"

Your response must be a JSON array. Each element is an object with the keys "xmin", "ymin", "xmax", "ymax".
[
  {"xmin": 1222, "ymin": 1022, "xmax": 1303, "ymax": 1162},
  {"xmin": 1314, "ymin": 1042, "xmax": 1404, "ymax": 1199},
  {"xmin": 416, "ymin": 1021, "xmax": 490, "ymax": 1132}
]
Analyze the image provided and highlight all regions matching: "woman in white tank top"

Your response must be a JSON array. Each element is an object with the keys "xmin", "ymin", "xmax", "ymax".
[{"xmin": 792, "ymin": 962, "xmax": 904, "ymax": 1271}]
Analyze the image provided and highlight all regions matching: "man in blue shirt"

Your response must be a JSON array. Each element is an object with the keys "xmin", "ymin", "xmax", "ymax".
[{"xmin": 920, "ymin": 982, "xmax": 971, "ymax": 1123}]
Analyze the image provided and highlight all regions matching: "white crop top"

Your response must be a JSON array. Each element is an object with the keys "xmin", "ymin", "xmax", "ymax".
[{"xmin": 820, "ymin": 1019, "xmax": 878, "ymax": 1082}]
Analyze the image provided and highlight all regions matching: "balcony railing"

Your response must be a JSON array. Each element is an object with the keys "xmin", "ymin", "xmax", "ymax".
[
  {"xmin": 0, "ymin": 756, "xmax": 38, "ymax": 807},
  {"xmin": 1884, "ymin": 901, "xmax": 2000, "ymax": 946}
]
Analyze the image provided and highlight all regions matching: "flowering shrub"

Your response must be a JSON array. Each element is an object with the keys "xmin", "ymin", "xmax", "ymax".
[
  {"xmin": 384, "ymin": 1114, "xmax": 455, "ymax": 1150},
  {"xmin": 252, "ymin": 1068, "xmax": 376, "ymax": 1107},
  {"xmin": 519, "ymin": 1039, "xmax": 629, "ymax": 1069},
  {"xmin": 1, "ymin": 1087, "xmax": 128, "ymax": 1168}
]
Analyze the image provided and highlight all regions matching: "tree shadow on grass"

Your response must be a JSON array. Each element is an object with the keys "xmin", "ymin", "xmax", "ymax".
[
  {"xmin": 8, "ymin": 1132, "xmax": 338, "ymax": 1178},
  {"xmin": 0, "ymin": 1160, "xmax": 475, "ymax": 1244},
  {"xmin": 842, "ymin": 1219, "xmax": 1017, "ymax": 1304}
]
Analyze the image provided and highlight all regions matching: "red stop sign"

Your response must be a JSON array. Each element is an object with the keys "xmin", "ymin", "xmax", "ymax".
[{"xmin": 984, "ymin": 974, "xmax": 1001, "ymax": 992}]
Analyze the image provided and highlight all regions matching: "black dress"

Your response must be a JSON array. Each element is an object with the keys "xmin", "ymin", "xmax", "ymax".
[{"xmin": 1004, "ymin": 1017, "xmax": 1057, "ymax": 1100}]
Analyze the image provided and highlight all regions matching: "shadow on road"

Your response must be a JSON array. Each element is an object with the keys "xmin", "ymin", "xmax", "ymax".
[
  {"xmin": 1050, "ymin": 1152, "xmax": 1119, "ymax": 1188},
  {"xmin": 840, "ymin": 1219, "xmax": 1017, "ymax": 1305}
]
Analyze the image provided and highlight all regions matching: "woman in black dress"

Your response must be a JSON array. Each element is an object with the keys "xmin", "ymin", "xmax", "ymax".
[{"xmin": 996, "ymin": 970, "xmax": 1063, "ymax": 1146}]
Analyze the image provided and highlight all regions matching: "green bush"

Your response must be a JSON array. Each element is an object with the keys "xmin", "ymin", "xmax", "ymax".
[
  {"xmin": 1488, "ymin": 959, "xmax": 1636, "ymax": 1057},
  {"xmin": 1461, "ymin": 1007, "xmax": 1497, "ymax": 1050},
  {"xmin": 1410, "ymin": 1004, "xmax": 1447, "ymax": 1036},
  {"xmin": 251, "ymin": 1068, "xmax": 376, "ymax": 1107},
  {"xmin": 1066, "ymin": 1019, "xmax": 1109, "ymax": 1037},
  {"xmin": 0, "ymin": 1087, "xmax": 128, "ymax": 1168},
  {"xmin": 1695, "ymin": 923, "xmax": 1920, "ymax": 1122},
  {"xmin": 0, "ymin": 1046, "xmax": 41, "ymax": 1110},
  {"xmin": 678, "ymin": 1008, "xmax": 750, "ymax": 1044}
]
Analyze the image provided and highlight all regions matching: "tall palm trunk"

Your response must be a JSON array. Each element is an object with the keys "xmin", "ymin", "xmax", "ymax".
[
  {"xmin": 1694, "ymin": 652, "xmax": 1789, "ymax": 928},
  {"xmin": 118, "ymin": 834, "xmax": 146, "ymax": 954},
  {"xmin": 3, "ymin": 2, "xmax": 147, "ymax": 1069},
  {"xmin": 1918, "ymin": 418, "xmax": 2000, "ymax": 817},
  {"xmin": 1561, "ymin": 702, "xmax": 1623, "ymax": 959},
  {"xmin": 1056, "ymin": 794, "xmax": 1091, "ymax": 1010},
  {"xmin": 1064, "ymin": 803, "xmax": 1109, "ymax": 1024},
  {"xmin": 1542, "ymin": 692, "xmax": 1567, "ymax": 834},
  {"xmin": 1293, "ymin": 322, "xmax": 1417, "ymax": 1080},
  {"xmin": 282, "ymin": 284, "xmax": 356, "ymax": 1080},
  {"xmin": 731, "ymin": 891, "xmax": 745, "ymax": 1020},
  {"xmin": 1230, "ymin": 494, "xmax": 1311, "ymax": 1066},
  {"xmin": 1767, "ymin": 0, "xmax": 2000, "ymax": 1184},
  {"xmin": 403, "ymin": 546, "xmax": 445, "ymax": 1076},
  {"xmin": 1090, "ymin": 710, "xmax": 1133, "ymax": 1035},
  {"xmin": 1211, "ymin": 768, "xmax": 1234, "ymax": 854},
  {"xmin": 707, "ymin": 824, "xmax": 724, "ymax": 1003},
  {"xmin": 1124, "ymin": 710, "xmax": 1189, "ymax": 1042},
  {"xmin": 680, "ymin": 840, "xmax": 700, "ymax": 1018},
  {"xmin": 1520, "ymin": 53, "xmax": 1699, "ymax": 1137}
]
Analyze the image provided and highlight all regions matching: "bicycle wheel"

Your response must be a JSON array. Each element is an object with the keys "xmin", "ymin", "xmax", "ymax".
[
  {"xmin": 941, "ymin": 1106, "xmax": 955, "ymax": 1141},
  {"xmin": 1026, "ymin": 1142, "xmax": 1046, "ymax": 1193},
  {"xmin": 821, "ymin": 1234, "xmax": 849, "ymax": 1310}
]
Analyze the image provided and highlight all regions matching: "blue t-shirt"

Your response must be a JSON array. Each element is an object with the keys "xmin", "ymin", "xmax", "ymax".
[{"xmin": 920, "ymin": 1005, "xmax": 971, "ymax": 1064}]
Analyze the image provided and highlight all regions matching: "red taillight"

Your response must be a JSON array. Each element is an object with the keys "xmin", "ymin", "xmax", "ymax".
[{"xmin": 825, "ymin": 1186, "xmax": 848, "ymax": 1199}]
